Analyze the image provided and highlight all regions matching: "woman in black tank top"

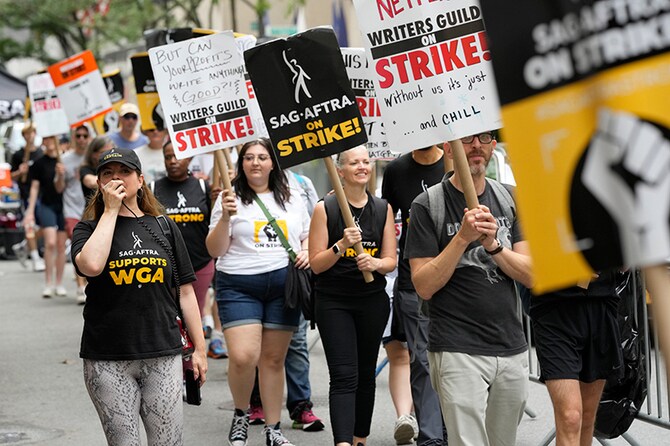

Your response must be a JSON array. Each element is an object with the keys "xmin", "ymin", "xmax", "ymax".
[{"xmin": 308, "ymin": 146, "xmax": 397, "ymax": 446}]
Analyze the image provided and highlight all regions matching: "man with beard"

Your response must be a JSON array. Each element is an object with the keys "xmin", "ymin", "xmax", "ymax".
[
  {"xmin": 381, "ymin": 145, "xmax": 447, "ymax": 446},
  {"xmin": 405, "ymin": 131, "xmax": 533, "ymax": 446}
]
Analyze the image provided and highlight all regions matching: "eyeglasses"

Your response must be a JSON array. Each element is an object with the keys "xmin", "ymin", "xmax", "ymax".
[
  {"xmin": 242, "ymin": 154, "xmax": 271, "ymax": 162},
  {"xmin": 75, "ymin": 133, "xmax": 89, "ymax": 139},
  {"xmin": 460, "ymin": 133, "xmax": 494, "ymax": 144},
  {"xmin": 122, "ymin": 114, "xmax": 138, "ymax": 120}
]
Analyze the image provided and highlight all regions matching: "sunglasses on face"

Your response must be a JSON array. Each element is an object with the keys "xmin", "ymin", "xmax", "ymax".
[
  {"xmin": 122, "ymin": 114, "xmax": 138, "ymax": 120},
  {"xmin": 75, "ymin": 133, "xmax": 89, "ymax": 139}
]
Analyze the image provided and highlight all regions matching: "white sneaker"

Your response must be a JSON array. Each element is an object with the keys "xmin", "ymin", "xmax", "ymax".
[
  {"xmin": 76, "ymin": 287, "xmax": 86, "ymax": 305},
  {"xmin": 33, "ymin": 257, "xmax": 45, "ymax": 272},
  {"xmin": 42, "ymin": 287, "xmax": 53, "ymax": 298},
  {"xmin": 394, "ymin": 414, "xmax": 419, "ymax": 445},
  {"xmin": 55, "ymin": 286, "xmax": 67, "ymax": 297}
]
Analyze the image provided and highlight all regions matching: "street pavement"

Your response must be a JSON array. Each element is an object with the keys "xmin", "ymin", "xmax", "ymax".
[{"xmin": 1, "ymin": 259, "xmax": 668, "ymax": 445}]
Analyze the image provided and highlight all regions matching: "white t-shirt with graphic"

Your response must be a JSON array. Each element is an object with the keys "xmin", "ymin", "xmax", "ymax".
[
  {"xmin": 135, "ymin": 145, "xmax": 166, "ymax": 183},
  {"xmin": 209, "ymin": 188, "xmax": 310, "ymax": 275}
]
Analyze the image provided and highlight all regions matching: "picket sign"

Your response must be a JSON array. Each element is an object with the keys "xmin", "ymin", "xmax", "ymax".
[
  {"xmin": 244, "ymin": 28, "xmax": 372, "ymax": 282},
  {"xmin": 324, "ymin": 157, "xmax": 374, "ymax": 283}
]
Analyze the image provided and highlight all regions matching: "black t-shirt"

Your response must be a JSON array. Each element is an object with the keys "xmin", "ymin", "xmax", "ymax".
[
  {"xmin": 71, "ymin": 215, "xmax": 196, "ymax": 360},
  {"xmin": 30, "ymin": 155, "xmax": 62, "ymax": 207},
  {"xmin": 79, "ymin": 165, "xmax": 97, "ymax": 204},
  {"xmin": 314, "ymin": 194, "xmax": 388, "ymax": 297},
  {"xmin": 381, "ymin": 152, "xmax": 445, "ymax": 290},
  {"xmin": 405, "ymin": 179, "xmax": 527, "ymax": 356},
  {"xmin": 152, "ymin": 176, "xmax": 212, "ymax": 271},
  {"xmin": 10, "ymin": 147, "xmax": 43, "ymax": 201}
]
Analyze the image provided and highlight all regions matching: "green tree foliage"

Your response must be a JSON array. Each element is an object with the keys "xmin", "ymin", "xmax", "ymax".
[
  {"xmin": 0, "ymin": 0, "xmax": 308, "ymax": 65},
  {"xmin": 0, "ymin": 0, "xmax": 205, "ymax": 65}
]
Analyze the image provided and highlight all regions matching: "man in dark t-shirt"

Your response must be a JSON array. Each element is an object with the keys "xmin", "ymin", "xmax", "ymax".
[
  {"xmin": 405, "ymin": 131, "xmax": 532, "ymax": 446},
  {"xmin": 9, "ymin": 124, "xmax": 45, "ymax": 271},
  {"xmin": 381, "ymin": 146, "xmax": 446, "ymax": 446}
]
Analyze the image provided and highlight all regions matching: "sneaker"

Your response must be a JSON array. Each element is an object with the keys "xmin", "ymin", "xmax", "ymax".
[
  {"xmin": 33, "ymin": 257, "xmax": 45, "ymax": 272},
  {"xmin": 55, "ymin": 286, "xmax": 67, "ymax": 297},
  {"xmin": 249, "ymin": 404, "xmax": 265, "ymax": 425},
  {"xmin": 394, "ymin": 414, "xmax": 419, "ymax": 445},
  {"xmin": 42, "ymin": 287, "xmax": 53, "ymax": 298},
  {"xmin": 76, "ymin": 287, "xmax": 86, "ymax": 305},
  {"xmin": 12, "ymin": 241, "xmax": 28, "ymax": 268},
  {"xmin": 203, "ymin": 325, "xmax": 212, "ymax": 339},
  {"xmin": 290, "ymin": 400, "xmax": 324, "ymax": 432},
  {"xmin": 228, "ymin": 408, "xmax": 249, "ymax": 446},
  {"xmin": 208, "ymin": 338, "xmax": 228, "ymax": 359},
  {"xmin": 264, "ymin": 422, "xmax": 294, "ymax": 446}
]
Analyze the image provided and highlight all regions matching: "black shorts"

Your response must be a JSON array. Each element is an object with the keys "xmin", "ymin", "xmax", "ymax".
[{"xmin": 530, "ymin": 297, "xmax": 623, "ymax": 383}]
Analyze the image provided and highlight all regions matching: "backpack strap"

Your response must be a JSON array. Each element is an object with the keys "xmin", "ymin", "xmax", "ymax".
[
  {"xmin": 485, "ymin": 178, "xmax": 515, "ymax": 227},
  {"xmin": 198, "ymin": 178, "xmax": 206, "ymax": 194},
  {"xmin": 156, "ymin": 214, "xmax": 173, "ymax": 247},
  {"xmin": 426, "ymin": 172, "xmax": 451, "ymax": 248}
]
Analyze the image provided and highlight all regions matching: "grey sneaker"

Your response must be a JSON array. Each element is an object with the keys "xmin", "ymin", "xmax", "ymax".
[
  {"xmin": 394, "ymin": 414, "xmax": 419, "ymax": 445},
  {"xmin": 264, "ymin": 422, "xmax": 295, "ymax": 446},
  {"xmin": 228, "ymin": 409, "xmax": 249, "ymax": 446},
  {"xmin": 12, "ymin": 241, "xmax": 28, "ymax": 267}
]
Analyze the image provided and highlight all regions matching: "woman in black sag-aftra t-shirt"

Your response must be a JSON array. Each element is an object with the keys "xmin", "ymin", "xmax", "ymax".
[{"xmin": 71, "ymin": 148, "xmax": 207, "ymax": 445}]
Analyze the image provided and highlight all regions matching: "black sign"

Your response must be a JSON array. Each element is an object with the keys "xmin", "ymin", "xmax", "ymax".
[{"xmin": 244, "ymin": 27, "xmax": 367, "ymax": 168}]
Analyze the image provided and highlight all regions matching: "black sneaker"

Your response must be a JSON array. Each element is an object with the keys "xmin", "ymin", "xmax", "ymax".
[
  {"xmin": 264, "ymin": 422, "xmax": 295, "ymax": 446},
  {"xmin": 228, "ymin": 408, "xmax": 249, "ymax": 446}
]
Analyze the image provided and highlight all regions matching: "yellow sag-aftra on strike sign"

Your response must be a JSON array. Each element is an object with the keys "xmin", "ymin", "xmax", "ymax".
[{"xmin": 481, "ymin": 1, "xmax": 670, "ymax": 293}]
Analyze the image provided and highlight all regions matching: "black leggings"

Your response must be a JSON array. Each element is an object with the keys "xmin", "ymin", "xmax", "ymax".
[{"xmin": 315, "ymin": 290, "xmax": 389, "ymax": 444}]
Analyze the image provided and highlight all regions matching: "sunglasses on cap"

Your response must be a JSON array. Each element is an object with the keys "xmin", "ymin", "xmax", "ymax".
[{"xmin": 122, "ymin": 114, "xmax": 138, "ymax": 120}]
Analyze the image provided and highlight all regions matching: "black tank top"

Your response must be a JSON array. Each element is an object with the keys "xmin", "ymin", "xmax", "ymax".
[{"xmin": 314, "ymin": 193, "xmax": 388, "ymax": 297}]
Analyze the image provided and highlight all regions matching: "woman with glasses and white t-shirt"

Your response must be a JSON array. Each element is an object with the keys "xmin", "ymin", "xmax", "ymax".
[{"xmin": 207, "ymin": 137, "xmax": 310, "ymax": 446}]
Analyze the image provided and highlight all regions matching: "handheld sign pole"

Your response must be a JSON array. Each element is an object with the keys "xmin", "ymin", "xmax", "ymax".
[
  {"xmin": 324, "ymin": 157, "xmax": 374, "ymax": 283},
  {"xmin": 449, "ymin": 139, "xmax": 479, "ymax": 210},
  {"xmin": 212, "ymin": 153, "xmax": 223, "ymax": 207},
  {"xmin": 644, "ymin": 265, "xmax": 670, "ymax": 382},
  {"xmin": 367, "ymin": 166, "xmax": 376, "ymax": 194},
  {"xmin": 443, "ymin": 149, "xmax": 454, "ymax": 174},
  {"xmin": 223, "ymin": 148, "xmax": 234, "ymax": 174},
  {"xmin": 214, "ymin": 149, "xmax": 236, "ymax": 216}
]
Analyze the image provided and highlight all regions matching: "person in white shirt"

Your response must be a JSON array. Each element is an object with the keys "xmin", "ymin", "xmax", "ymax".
[{"xmin": 207, "ymin": 138, "xmax": 309, "ymax": 446}]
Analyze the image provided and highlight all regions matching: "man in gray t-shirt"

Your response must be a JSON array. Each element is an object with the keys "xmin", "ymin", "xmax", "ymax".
[
  {"xmin": 58, "ymin": 124, "xmax": 90, "ymax": 303},
  {"xmin": 405, "ymin": 131, "xmax": 533, "ymax": 446}
]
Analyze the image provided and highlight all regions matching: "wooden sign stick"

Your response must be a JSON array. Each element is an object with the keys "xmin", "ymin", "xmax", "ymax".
[
  {"xmin": 449, "ymin": 138, "xmax": 479, "ymax": 210},
  {"xmin": 213, "ymin": 149, "xmax": 236, "ymax": 216},
  {"xmin": 324, "ymin": 157, "xmax": 374, "ymax": 283}
]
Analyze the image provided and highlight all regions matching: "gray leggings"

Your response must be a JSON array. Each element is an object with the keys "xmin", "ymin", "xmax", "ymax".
[{"xmin": 83, "ymin": 355, "xmax": 183, "ymax": 446}]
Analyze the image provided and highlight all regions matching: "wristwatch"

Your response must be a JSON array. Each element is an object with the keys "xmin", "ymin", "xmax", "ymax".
[
  {"xmin": 485, "ymin": 239, "xmax": 504, "ymax": 256},
  {"xmin": 331, "ymin": 243, "xmax": 342, "ymax": 255}
]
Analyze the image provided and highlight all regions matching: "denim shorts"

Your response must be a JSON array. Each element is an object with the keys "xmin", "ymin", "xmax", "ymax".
[
  {"xmin": 37, "ymin": 203, "xmax": 65, "ymax": 231},
  {"xmin": 215, "ymin": 266, "xmax": 300, "ymax": 331}
]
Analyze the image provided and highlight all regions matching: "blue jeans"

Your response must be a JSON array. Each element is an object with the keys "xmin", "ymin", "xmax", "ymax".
[
  {"xmin": 215, "ymin": 267, "xmax": 300, "ymax": 330},
  {"xmin": 286, "ymin": 314, "xmax": 311, "ymax": 411}
]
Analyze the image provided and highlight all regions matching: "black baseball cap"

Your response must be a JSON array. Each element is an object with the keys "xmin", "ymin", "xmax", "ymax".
[{"xmin": 97, "ymin": 148, "xmax": 142, "ymax": 174}]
